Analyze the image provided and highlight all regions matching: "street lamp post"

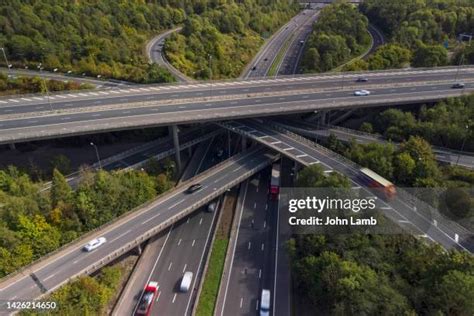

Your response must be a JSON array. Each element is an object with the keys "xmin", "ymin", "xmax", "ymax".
[
  {"xmin": 90, "ymin": 142, "xmax": 102, "ymax": 169},
  {"xmin": 38, "ymin": 63, "xmax": 54, "ymax": 111},
  {"xmin": 0, "ymin": 47, "xmax": 11, "ymax": 77},
  {"xmin": 208, "ymin": 54, "xmax": 212, "ymax": 99},
  {"xmin": 456, "ymin": 123, "xmax": 470, "ymax": 166}
]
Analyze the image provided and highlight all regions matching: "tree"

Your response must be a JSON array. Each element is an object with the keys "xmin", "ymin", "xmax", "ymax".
[
  {"xmin": 50, "ymin": 169, "xmax": 72, "ymax": 208},
  {"xmin": 393, "ymin": 152, "xmax": 416, "ymax": 184},
  {"xmin": 412, "ymin": 44, "xmax": 448, "ymax": 67},
  {"xmin": 50, "ymin": 155, "xmax": 71, "ymax": 175},
  {"xmin": 367, "ymin": 44, "xmax": 412, "ymax": 70},
  {"xmin": 431, "ymin": 270, "xmax": 474, "ymax": 315},
  {"xmin": 360, "ymin": 122, "xmax": 373, "ymax": 133}
]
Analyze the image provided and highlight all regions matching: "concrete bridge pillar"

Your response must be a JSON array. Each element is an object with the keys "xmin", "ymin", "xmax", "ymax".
[
  {"xmin": 8, "ymin": 143, "xmax": 16, "ymax": 150},
  {"xmin": 241, "ymin": 136, "xmax": 247, "ymax": 152},
  {"xmin": 169, "ymin": 125, "xmax": 182, "ymax": 172},
  {"xmin": 135, "ymin": 244, "xmax": 142, "ymax": 256},
  {"xmin": 319, "ymin": 111, "xmax": 327, "ymax": 127}
]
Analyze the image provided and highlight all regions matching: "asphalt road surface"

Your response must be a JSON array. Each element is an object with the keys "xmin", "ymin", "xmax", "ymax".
[
  {"xmin": 0, "ymin": 147, "xmax": 277, "ymax": 302},
  {"xmin": 0, "ymin": 68, "xmax": 472, "ymax": 144},
  {"xmin": 242, "ymin": 10, "xmax": 314, "ymax": 79},
  {"xmin": 278, "ymin": 10, "xmax": 320, "ymax": 76},
  {"xmin": 218, "ymin": 168, "xmax": 278, "ymax": 316}
]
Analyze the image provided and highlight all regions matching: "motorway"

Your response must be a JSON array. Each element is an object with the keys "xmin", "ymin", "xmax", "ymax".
[
  {"xmin": 278, "ymin": 10, "xmax": 320, "ymax": 76},
  {"xmin": 0, "ymin": 146, "xmax": 277, "ymax": 302},
  {"xmin": 277, "ymin": 120, "xmax": 474, "ymax": 169},
  {"xmin": 217, "ymin": 169, "xmax": 278, "ymax": 316},
  {"xmin": 0, "ymin": 67, "xmax": 473, "ymax": 144},
  {"xmin": 114, "ymin": 136, "xmax": 221, "ymax": 316},
  {"xmin": 220, "ymin": 119, "xmax": 474, "ymax": 252},
  {"xmin": 243, "ymin": 10, "xmax": 319, "ymax": 79}
]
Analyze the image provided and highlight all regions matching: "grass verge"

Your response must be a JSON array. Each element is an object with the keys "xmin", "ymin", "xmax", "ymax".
[
  {"xmin": 267, "ymin": 34, "xmax": 294, "ymax": 77},
  {"xmin": 195, "ymin": 238, "xmax": 229, "ymax": 316}
]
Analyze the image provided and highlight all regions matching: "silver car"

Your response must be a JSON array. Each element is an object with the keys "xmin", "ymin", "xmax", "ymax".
[{"xmin": 83, "ymin": 237, "xmax": 107, "ymax": 252}]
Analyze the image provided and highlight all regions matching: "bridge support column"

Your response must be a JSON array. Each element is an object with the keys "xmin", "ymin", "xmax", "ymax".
[
  {"xmin": 135, "ymin": 244, "xmax": 142, "ymax": 256},
  {"xmin": 241, "ymin": 136, "xmax": 247, "ymax": 152},
  {"xmin": 8, "ymin": 143, "xmax": 16, "ymax": 150},
  {"xmin": 319, "ymin": 111, "xmax": 327, "ymax": 127},
  {"xmin": 293, "ymin": 161, "xmax": 299, "ymax": 182},
  {"xmin": 169, "ymin": 125, "xmax": 182, "ymax": 172},
  {"xmin": 188, "ymin": 145, "xmax": 192, "ymax": 157}
]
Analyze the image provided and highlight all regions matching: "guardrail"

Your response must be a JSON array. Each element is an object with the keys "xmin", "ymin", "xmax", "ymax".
[
  {"xmin": 0, "ymin": 146, "xmax": 275, "ymax": 291},
  {"xmin": 1, "ymin": 65, "xmax": 472, "ymax": 102}
]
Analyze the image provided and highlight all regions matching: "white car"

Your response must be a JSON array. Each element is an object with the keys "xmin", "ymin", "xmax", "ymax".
[
  {"xmin": 354, "ymin": 89, "xmax": 371, "ymax": 96},
  {"xmin": 83, "ymin": 237, "xmax": 107, "ymax": 252}
]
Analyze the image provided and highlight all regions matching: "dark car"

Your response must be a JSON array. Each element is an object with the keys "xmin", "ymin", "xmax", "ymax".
[
  {"xmin": 263, "ymin": 58, "xmax": 268, "ymax": 62},
  {"xmin": 452, "ymin": 82, "xmax": 465, "ymax": 89},
  {"xmin": 186, "ymin": 183, "xmax": 203, "ymax": 193},
  {"xmin": 356, "ymin": 77, "xmax": 369, "ymax": 82},
  {"xmin": 252, "ymin": 65, "xmax": 257, "ymax": 70}
]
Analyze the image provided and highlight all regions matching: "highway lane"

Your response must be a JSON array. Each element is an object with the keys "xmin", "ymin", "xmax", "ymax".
[
  {"xmin": 0, "ymin": 147, "xmax": 277, "ymax": 302},
  {"xmin": 243, "ymin": 10, "xmax": 313, "ymax": 79},
  {"xmin": 219, "ymin": 169, "xmax": 278, "ymax": 316},
  {"xmin": 278, "ymin": 10, "xmax": 320, "ymax": 76},
  {"xmin": 2, "ymin": 67, "xmax": 471, "ymax": 115},
  {"xmin": 221, "ymin": 119, "xmax": 474, "ymax": 252},
  {"xmin": 0, "ymin": 79, "xmax": 473, "ymax": 145},
  {"xmin": 146, "ymin": 27, "xmax": 193, "ymax": 83},
  {"xmin": 277, "ymin": 120, "xmax": 474, "ymax": 169},
  {"xmin": 147, "ymin": 136, "xmax": 220, "ymax": 316}
]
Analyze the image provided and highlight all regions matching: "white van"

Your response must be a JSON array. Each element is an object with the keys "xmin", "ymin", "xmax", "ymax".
[
  {"xmin": 260, "ymin": 289, "xmax": 270, "ymax": 316},
  {"xmin": 207, "ymin": 201, "xmax": 217, "ymax": 213},
  {"xmin": 180, "ymin": 271, "xmax": 193, "ymax": 292}
]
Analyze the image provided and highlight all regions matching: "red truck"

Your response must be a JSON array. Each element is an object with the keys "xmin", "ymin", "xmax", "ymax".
[
  {"xmin": 270, "ymin": 163, "xmax": 281, "ymax": 199},
  {"xmin": 135, "ymin": 281, "xmax": 159, "ymax": 316},
  {"xmin": 359, "ymin": 167, "xmax": 396, "ymax": 201}
]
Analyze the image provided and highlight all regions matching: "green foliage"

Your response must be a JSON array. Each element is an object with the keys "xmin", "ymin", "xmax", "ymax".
[
  {"xmin": 165, "ymin": 1, "xmax": 297, "ymax": 79},
  {"xmin": 366, "ymin": 44, "xmax": 412, "ymax": 70},
  {"xmin": 0, "ymin": 1, "xmax": 180, "ymax": 83},
  {"xmin": 296, "ymin": 164, "xmax": 351, "ymax": 189},
  {"xmin": 412, "ymin": 44, "xmax": 448, "ymax": 67},
  {"xmin": 301, "ymin": 2, "xmax": 370, "ymax": 73},
  {"xmin": 375, "ymin": 96, "xmax": 474, "ymax": 151},
  {"xmin": 0, "ymin": 72, "xmax": 92, "ymax": 96},
  {"xmin": 361, "ymin": 0, "xmax": 474, "ymax": 46},
  {"xmin": 290, "ymin": 233, "xmax": 474, "ymax": 315},
  {"xmin": 0, "ymin": 167, "xmax": 173, "ymax": 277},
  {"xmin": 21, "ymin": 266, "xmax": 123, "ymax": 315}
]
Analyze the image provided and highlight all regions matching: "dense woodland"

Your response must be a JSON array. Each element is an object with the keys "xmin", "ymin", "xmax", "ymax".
[
  {"xmin": 300, "ymin": 2, "xmax": 371, "ymax": 72},
  {"xmin": 0, "ymin": 1, "xmax": 186, "ymax": 83},
  {"xmin": 290, "ymin": 165, "xmax": 474, "ymax": 315},
  {"xmin": 358, "ymin": 95, "xmax": 474, "ymax": 152},
  {"xmin": 0, "ymin": 72, "xmax": 93, "ymax": 96},
  {"xmin": 303, "ymin": 0, "xmax": 474, "ymax": 72},
  {"xmin": 21, "ymin": 266, "xmax": 123, "ymax": 316},
  {"xmin": 0, "ymin": 165, "xmax": 174, "ymax": 277},
  {"xmin": 0, "ymin": 0, "xmax": 296, "ymax": 82},
  {"xmin": 165, "ymin": 1, "xmax": 298, "ymax": 79}
]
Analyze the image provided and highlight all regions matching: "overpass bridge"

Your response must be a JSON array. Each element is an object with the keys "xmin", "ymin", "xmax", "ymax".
[
  {"xmin": 0, "ymin": 67, "xmax": 472, "ymax": 145},
  {"xmin": 0, "ymin": 146, "xmax": 278, "ymax": 301},
  {"xmin": 218, "ymin": 119, "xmax": 473, "ymax": 251},
  {"xmin": 275, "ymin": 120, "xmax": 474, "ymax": 169}
]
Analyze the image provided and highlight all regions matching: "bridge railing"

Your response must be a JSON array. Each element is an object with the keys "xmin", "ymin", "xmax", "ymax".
[{"xmin": 0, "ymin": 147, "xmax": 276, "ymax": 291}]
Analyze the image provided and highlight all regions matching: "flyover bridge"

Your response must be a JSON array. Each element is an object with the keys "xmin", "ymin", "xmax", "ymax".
[
  {"xmin": 0, "ymin": 67, "xmax": 472, "ymax": 145},
  {"xmin": 0, "ymin": 147, "xmax": 278, "ymax": 301},
  {"xmin": 275, "ymin": 120, "xmax": 474, "ymax": 169},
  {"xmin": 219, "ymin": 119, "xmax": 473, "ymax": 252}
]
